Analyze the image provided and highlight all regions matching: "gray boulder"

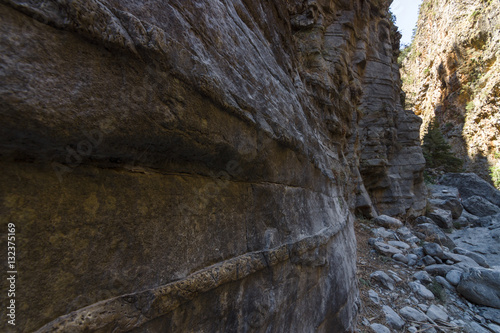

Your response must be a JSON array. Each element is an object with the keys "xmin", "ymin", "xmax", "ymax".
[
  {"xmin": 373, "ymin": 215, "xmax": 404, "ymax": 229},
  {"xmin": 480, "ymin": 307, "xmax": 500, "ymax": 325},
  {"xmin": 426, "ymin": 304, "xmax": 448, "ymax": 321},
  {"xmin": 457, "ymin": 268, "xmax": 500, "ymax": 309},
  {"xmin": 453, "ymin": 247, "xmax": 490, "ymax": 268},
  {"xmin": 413, "ymin": 271, "xmax": 433, "ymax": 284},
  {"xmin": 425, "ymin": 264, "xmax": 455, "ymax": 276},
  {"xmin": 382, "ymin": 305, "xmax": 405, "ymax": 330},
  {"xmin": 413, "ymin": 223, "xmax": 456, "ymax": 249},
  {"xmin": 463, "ymin": 196, "xmax": 500, "ymax": 217},
  {"xmin": 400, "ymin": 306, "xmax": 429, "ymax": 322},
  {"xmin": 427, "ymin": 208, "xmax": 453, "ymax": 229},
  {"xmin": 409, "ymin": 281, "xmax": 435, "ymax": 299},
  {"xmin": 374, "ymin": 242, "xmax": 403, "ymax": 256},
  {"xmin": 435, "ymin": 276, "xmax": 454, "ymax": 291},
  {"xmin": 440, "ymin": 173, "xmax": 500, "ymax": 206},
  {"xmin": 368, "ymin": 289, "xmax": 380, "ymax": 304},
  {"xmin": 446, "ymin": 270, "xmax": 463, "ymax": 286},
  {"xmin": 370, "ymin": 271, "xmax": 395, "ymax": 290},
  {"xmin": 370, "ymin": 323, "xmax": 391, "ymax": 333},
  {"xmin": 393, "ymin": 253, "xmax": 409, "ymax": 264},
  {"xmin": 428, "ymin": 184, "xmax": 460, "ymax": 200},
  {"xmin": 428, "ymin": 198, "xmax": 463, "ymax": 219},
  {"xmin": 423, "ymin": 242, "xmax": 444, "ymax": 259}
]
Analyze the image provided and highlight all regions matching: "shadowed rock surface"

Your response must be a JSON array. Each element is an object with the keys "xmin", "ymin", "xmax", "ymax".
[{"xmin": 0, "ymin": 0, "xmax": 425, "ymax": 331}]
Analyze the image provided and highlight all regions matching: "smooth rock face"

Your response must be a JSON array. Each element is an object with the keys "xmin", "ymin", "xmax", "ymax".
[
  {"xmin": 0, "ymin": 0, "xmax": 430, "ymax": 331},
  {"xmin": 458, "ymin": 268, "xmax": 500, "ymax": 309},
  {"xmin": 463, "ymin": 196, "xmax": 500, "ymax": 217}
]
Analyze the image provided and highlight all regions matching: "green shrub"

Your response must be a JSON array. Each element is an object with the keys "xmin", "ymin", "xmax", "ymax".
[
  {"xmin": 422, "ymin": 120, "xmax": 464, "ymax": 172},
  {"xmin": 490, "ymin": 164, "xmax": 500, "ymax": 189}
]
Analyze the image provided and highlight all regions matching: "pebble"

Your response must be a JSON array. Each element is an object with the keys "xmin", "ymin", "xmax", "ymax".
[{"xmin": 422, "ymin": 255, "xmax": 436, "ymax": 266}]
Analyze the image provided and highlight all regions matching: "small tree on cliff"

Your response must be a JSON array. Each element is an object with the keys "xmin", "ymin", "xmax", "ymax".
[{"xmin": 422, "ymin": 119, "xmax": 463, "ymax": 172}]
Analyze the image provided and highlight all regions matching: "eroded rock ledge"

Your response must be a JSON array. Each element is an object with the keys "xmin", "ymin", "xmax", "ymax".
[{"xmin": 0, "ymin": 0, "xmax": 425, "ymax": 331}]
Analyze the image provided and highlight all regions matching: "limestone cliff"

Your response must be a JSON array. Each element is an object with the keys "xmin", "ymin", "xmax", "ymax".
[
  {"xmin": 402, "ymin": 0, "xmax": 500, "ymax": 179},
  {"xmin": 0, "ymin": 0, "xmax": 425, "ymax": 332}
]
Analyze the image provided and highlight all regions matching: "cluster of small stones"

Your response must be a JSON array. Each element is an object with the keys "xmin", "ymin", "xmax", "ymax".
[{"xmin": 359, "ymin": 173, "xmax": 500, "ymax": 333}]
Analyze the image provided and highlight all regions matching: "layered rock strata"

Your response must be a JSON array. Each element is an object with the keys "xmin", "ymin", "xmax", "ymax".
[
  {"xmin": 0, "ymin": 0, "xmax": 425, "ymax": 331},
  {"xmin": 402, "ymin": 0, "xmax": 500, "ymax": 178}
]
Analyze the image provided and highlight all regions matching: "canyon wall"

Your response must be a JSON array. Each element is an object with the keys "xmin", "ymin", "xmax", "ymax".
[
  {"xmin": 0, "ymin": 0, "xmax": 425, "ymax": 331},
  {"xmin": 402, "ymin": 0, "xmax": 500, "ymax": 179}
]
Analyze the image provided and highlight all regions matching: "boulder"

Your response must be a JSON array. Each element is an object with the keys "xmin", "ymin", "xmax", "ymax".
[
  {"xmin": 463, "ymin": 196, "xmax": 500, "ymax": 217},
  {"xmin": 373, "ymin": 215, "xmax": 404, "ymax": 229},
  {"xmin": 453, "ymin": 247, "xmax": 490, "ymax": 268},
  {"xmin": 373, "ymin": 242, "xmax": 403, "ymax": 256},
  {"xmin": 368, "ymin": 289, "xmax": 380, "ymax": 304},
  {"xmin": 400, "ymin": 306, "xmax": 429, "ymax": 322},
  {"xmin": 413, "ymin": 223, "xmax": 456, "ymax": 249},
  {"xmin": 382, "ymin": 305, "xmax": 405, "ymax": 330},
  {"xmin": 435, "ymin": 276, "xmax": 454, "ymax": 291},
  {"xmin": 409, "ymin": 281, "xmax": 435, "ymax": 300},
  {"xmin": 428, "ymin": 185, "xmax": 460, "ymax": 200},
  {"xmin": 423, "ymin": 242, "xmax": 445, "ymax": 259},
  {"xmin": 446, "ymin": 270, "xmax": 463, "ymax": 286},
  {"xmin": 370, "ymin": 323, "xmax": 391, "ymax": 333},
  {"xmin": 388, "ymin": 240, "xmax": 411, "ymax": 249},
  {"xmin": 370, "ymin": 271, "xmax": 395, "ymax": 290},
  {"xmin": 426, "ymin": 304, "xmax": 449, "ymax": 322},
  {"xmin": 427, "ymin": 208, "xmax": 453, "ymax": 229},
  {"xmin": 428, "ymin": 198, "xmax": 463, "ymax": 219},
  {"xmin": 422, "ymin": 255, "xmax": 437, "ymax": 266},
  {"xmin": 413, "ymin": 271, "xmax": 433, "ymax": 284},
  {"xmin": 480, "ymin": 307, "xmax": 500, "ymax": 325},
  {"xmin": 393, "ymin": 253, "xmax": 409, "ymax": 264},
  {"xmin": 425, "ymin": 264, "xmax": 455, "ymax": 276},
  {"xmin": 457, "ymin": 268, "xmax": 500, "ymax": 309},
  {"xmin": 440, "ymin": 173, "xmax": 500, "ymax": 206}
]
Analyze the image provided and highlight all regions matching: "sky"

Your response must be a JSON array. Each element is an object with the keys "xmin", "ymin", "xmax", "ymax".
[{"xmin": 390, "ymin": 0, "xmax": 423, "ymax": 46}]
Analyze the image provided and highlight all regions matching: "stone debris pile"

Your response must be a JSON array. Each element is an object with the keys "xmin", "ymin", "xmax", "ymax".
[{"xmin": 360, "ymin": 173, "xmax": 500, "ymax": 333}]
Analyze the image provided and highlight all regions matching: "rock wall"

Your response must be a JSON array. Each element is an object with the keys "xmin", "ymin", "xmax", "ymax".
[
  {"xmin": 402, "ymin": 0, "xmax": 500, "ymax": 179},
  {"xmin": 0, "ymin": 0, "xmax": 425, "ymax": 331}
]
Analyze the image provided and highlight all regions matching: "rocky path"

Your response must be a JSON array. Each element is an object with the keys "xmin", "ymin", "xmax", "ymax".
[{"xmin": 356, "ymin": 173, "xmax": 500, "ymax": 333}]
